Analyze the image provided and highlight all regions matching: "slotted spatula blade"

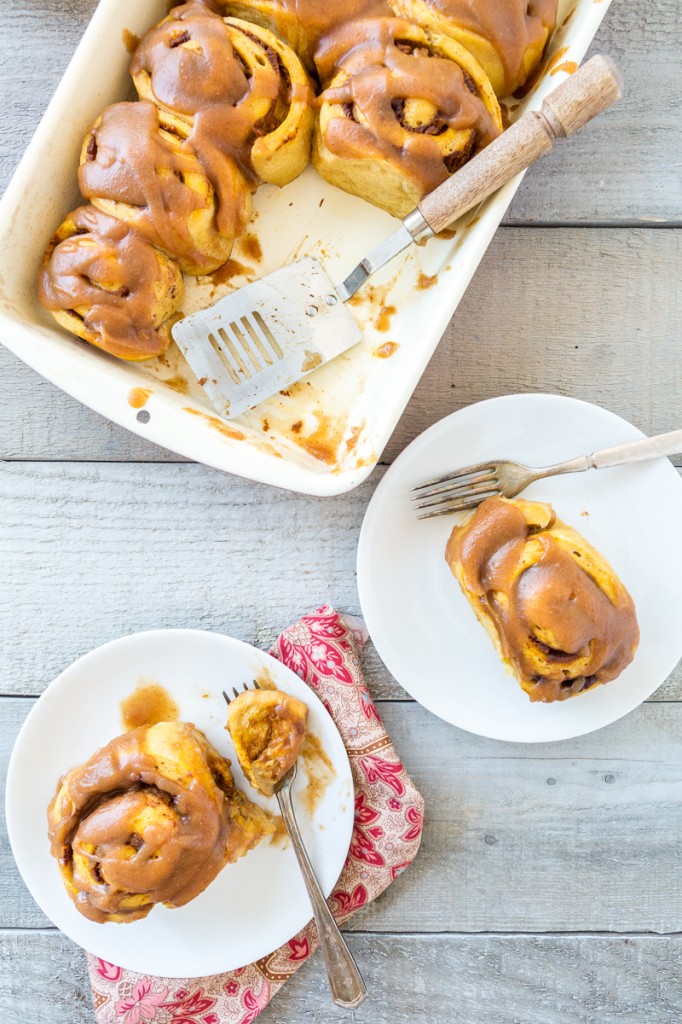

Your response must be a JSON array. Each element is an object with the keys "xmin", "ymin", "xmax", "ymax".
[{"xmin": 172, "ymin": 257, "xmax": 361, "ymax": 420}]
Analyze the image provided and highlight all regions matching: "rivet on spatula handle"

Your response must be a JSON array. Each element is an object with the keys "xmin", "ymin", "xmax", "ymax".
[{"xmin": 416, "ymin": 54, "xmax": 623, "ymax": 235}]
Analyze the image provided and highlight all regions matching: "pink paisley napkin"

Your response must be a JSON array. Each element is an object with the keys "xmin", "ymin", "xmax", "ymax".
[{"xmin": 87, "ymin": 606, "xmax": 424, "ymax": 1024}]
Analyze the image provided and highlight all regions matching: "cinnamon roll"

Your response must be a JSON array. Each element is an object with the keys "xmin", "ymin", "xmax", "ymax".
[
  {"xmin": 78, "ymin": 101, "xmax": 240, "ymax": 276},
  {"xmin": 313, "ymin": 18, "xmax": 502, "ymax": 218},
  {"xmin": 38, "ymin": 206, "xmax": 183, "ymax": 361},
  {"xmin": 47, "ymin": 721, "xmax": 273, "ymax": 923},
  {"xmin": 227, "ymin": 688, "xmax": 308, "ymax": 797},
  {"xmin": 131, "ymin": 3, "xmax": 314, "ymax": 198},
  {"xmin": 445, "ymin": 498, "xmax": 639, "ymax": 702},
  {"xmin": 387, "ymin": 0, "xmax": 559, "ymax": 96},
  {"xmin": 211, "ymin": 0, "xmax": 393, "ymax": 70}
]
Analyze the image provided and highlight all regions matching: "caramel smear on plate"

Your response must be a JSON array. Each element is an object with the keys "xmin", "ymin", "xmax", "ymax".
[
  {"xmin": 121, "ymin": 680, "xmax": 179, "ymax": 730},
  {"xmin": 128, "ymin": 387, "xmax": 152, "ymax": 409},
  {"xmin": 375, "ymin": 341, "xmax": 399, "ymax": 359},
  {"xmin": 300, "ymin": 733, "xmax": 336, "ymax": 817}
]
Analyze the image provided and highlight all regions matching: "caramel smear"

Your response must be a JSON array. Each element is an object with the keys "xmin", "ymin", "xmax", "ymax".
[
  {"xmin": 128, "ymin": 387, "xmax": 152, "ymax": 409},
  {"xmin": 375, "ymin": 341, "xmax": 399, "ymax": 358},
  {"xmin": 417, "ymin": 272, "xmax": 437, "ymax": 290},
  {"xmin": 121, "ymin": 681, "xmax": 179, "ymax": 731},
  {"xmin": 239, "ymin": 233, "xmax": 263, "ymax": 262},
  {"xmin": 183, "ymin": 406, "xmax": 245, "ymax": 441},
  {"xmin": 122, "ymin": 28, "xmax": 140, "ymax": 54},
  {"xmin": 375, "ymin": 304, "xmax": 396, "ymax": 333},
  {"xmin": 300, "ymin": 733, "xmax": 336, "ymax": 817},
  {"xmin": 550, "ymin": 60, "xmax": 578, "ymax": 76}
]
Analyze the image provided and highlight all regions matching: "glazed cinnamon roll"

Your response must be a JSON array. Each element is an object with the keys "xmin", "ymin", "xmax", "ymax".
[
  {"xmin": 78, "ymin": 101, "xmax": 240, "ymax": 276},
  {"xmin": 131, "ymin": 3, "xmax": 314, "ymax": 196},
  {"xmin": 313, "ymin": 18, "xmax": 502, "ymax": 218},
  {"xmin": 445, "ymin": 498, "xmax": 639, "ymax": 702},
  {"xmin": 47, "ymin": 721, "xmax": 273, "ymax": 923},
  {"xmin": 212, "ymin": 0, "xmax": 393, "ymax": 70},
  {"xmin": 38, "ymin": 206, "xmax": 183, "ymax": 361},
  {"xmin": 388, "ymin": 0, "xmax": 559, "ymax": 96},
  {"xmin": 227, "ymin": 688, "xmax": 308, "ymax": 797}
]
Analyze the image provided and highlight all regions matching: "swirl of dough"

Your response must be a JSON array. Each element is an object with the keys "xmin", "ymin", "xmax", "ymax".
[
  {"xmin": 38, "ymin": 205, "xmax": 183, "ymax": 361},
  {"xmin": 445, "ymin": 498, "xmax": 639, "ymax": 702},
  {"xmin": 78, "ymin": 101, "xmax": 239, "ymax": 276},
  {"xmin": 388, "ymin": 0, "xmax": 558, "ymax": 96},
  {"xmin": 313, "ymin": 17, "xmax": 501, "ymax": 218},
  {"xmin": 47, "ymin": 721, "xmax": 273, "ymax": 923}
]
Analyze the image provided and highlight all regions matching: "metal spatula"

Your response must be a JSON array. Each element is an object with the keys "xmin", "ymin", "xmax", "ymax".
[{"xmin": 172, "ymin": 55, "xmax": 622, "ymax": 420}]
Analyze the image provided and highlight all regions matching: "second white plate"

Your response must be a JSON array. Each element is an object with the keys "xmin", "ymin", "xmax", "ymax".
[
  {"xmin": 358, "ymin": 394, "xmax": 682, "ymax": 743},
  {"xmin": 6, "ymin": 630, "xmax": 354, "ymax": 977}
]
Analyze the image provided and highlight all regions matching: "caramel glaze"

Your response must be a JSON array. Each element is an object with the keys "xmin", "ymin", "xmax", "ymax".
[
  {"xmin": 131, "ymin": 2, "xmax": 304, "ymax": 232},
  {"xmin": 38, "ymin": 205, "xmax": 181, "ymax": 361},
  {"xmin": 47, "ymin": 723, "xmax": 268, "ymax": 923},
  {"xmin": 79, "ymin": 101, "xmax": 229, "ymax": 266},
  {"xmin": 427, "ymin": 0, "xmax": 558, "ymax": 94},
  {"xmin": 206, "ymin": 0, "xmax": 392, "ymax": 66},
  {"xmin": 316, "ymin": 18, "xmax": 500, "ymax": 195},
  {"xmin": 446, "ymin": 498, "xmax": 639, "ymax": 702}
]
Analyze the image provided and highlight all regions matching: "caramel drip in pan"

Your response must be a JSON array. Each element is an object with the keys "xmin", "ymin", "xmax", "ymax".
[
  {"xmin": 132, "ymin": 2, "xmax": 298, "ymax": 235},
  {"xmin": 38, "ymin": 206, "xmax": 178, "ymax": 360},
  {"xmin": 79, "ymin": 101, "xmax": 214, "ymax": 259},
  {"xmin": 427, "ymin": 0, "xmax": 558, "ymax": 93},
  {"xmin": 319, "ymin": 18, "xmax": 499, "ymax": 194}
]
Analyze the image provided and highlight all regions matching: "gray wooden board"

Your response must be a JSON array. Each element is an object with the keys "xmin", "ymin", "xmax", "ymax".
[
  {"xmin": 1, "ymin": 228, "xmax": 681, "ymax": 464},
  {"xmin": 2, "ymin": 697, "xmax": 681, "ymax": 933},
  {"xmin": 0, "ymin": 460, "xmax": 680, "ymax": 701},
  {"xmin": 2, "ymin": 1, "xmax": 681, "ymax": 224},
  {"xmin": 1, "ymin": 930, "xmax": 681, "ymax": 1024}
]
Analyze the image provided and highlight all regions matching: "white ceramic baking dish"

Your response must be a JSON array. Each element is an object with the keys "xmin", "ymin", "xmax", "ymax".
[{"xmin": 0, "ymin": 0, "xmax": 611, "ymax": 495}]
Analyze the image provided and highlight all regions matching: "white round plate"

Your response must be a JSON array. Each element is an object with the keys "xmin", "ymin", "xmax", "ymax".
[
  {"xmin": 358, "ymin": 394, "xmax": 682, "ymax": 743},
  {"xmin": 6, "ymin": 630, "xmax": 354, "ymax": 977}
]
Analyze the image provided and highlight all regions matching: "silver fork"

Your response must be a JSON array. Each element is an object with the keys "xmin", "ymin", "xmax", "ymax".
[
  {"xmin": 222, "ymin": 685, "xmax": 366, "ymax": 1010},
  {"xmin": 412, "ymin": 428, "xmax": 682, "ymax": 519}
]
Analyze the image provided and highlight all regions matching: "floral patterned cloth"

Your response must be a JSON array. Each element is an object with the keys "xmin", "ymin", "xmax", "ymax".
[{"xmin": 87, "ymin": 607, "xmax": 424, "ymax": 1024}]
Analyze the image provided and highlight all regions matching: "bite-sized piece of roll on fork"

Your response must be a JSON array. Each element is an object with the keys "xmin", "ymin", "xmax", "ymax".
[
  {"xmin": 313, "ymin": 17, "xmax": 502, "ymax": 218},
  {"xmin": 47, "ymin": 721, "xmax": 274, "ymax": 923},
  {"xmin": 79, "ymin": 101, "xmax": 240, "ymax": 276},
  {"xmin": 388, "ymin": 0, "xmax": 559, "ymax": 97},
  {"xmin": 226, "ymin": 683, "xmax": 308, "ymax": 798},
  {"xmin": 131, "ymin": 2, "xmax": 315, "ymax": 194},
  {"xmin": 38, "ymin": 205, "xmax": 183, "ymax": 361}
]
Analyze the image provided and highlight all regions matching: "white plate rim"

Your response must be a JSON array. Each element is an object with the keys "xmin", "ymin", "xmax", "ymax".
[
  {"xmin": 5, "ymin": 628, "xmax": 354, "ymax": 976},
  {"xmin": 357, "ymin": 392, "xmax": 682, "ymax": 743}
]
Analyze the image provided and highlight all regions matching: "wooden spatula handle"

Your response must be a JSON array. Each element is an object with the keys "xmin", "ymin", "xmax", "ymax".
[{"xmin": 416, "ymin": 54, "xmax": 623, "ymax": 235}]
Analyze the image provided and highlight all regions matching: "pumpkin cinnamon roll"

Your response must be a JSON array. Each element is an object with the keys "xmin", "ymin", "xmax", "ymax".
[
  {"xmin": 131, "ymin": 3, "xmax": 314, "ymax": 198},
  {"xmin": 445, "ymin": 498, "xmax": 639, "ymax": 702},
  {"xmin": 313, "ymin": 18, "xmax": 502, "ymax": 218},
  {"xmin": 78, "ymin": 101, "xmax": 240, "ymax": 276},
  {"xmin": 47, "ymin": 721, "xmax": 273, "ymax": 924},
  {"xmin": 387, "ymin": 0, "xmax": 559, "ymax": 96},
  {"xmin": 211, "ymin": 0, "xmax": 393, "ymax": 70},
  {"xmin": 38, "ymin": 206, "xmax": 183, "ymax": 361},
  {"xmin": 227, "ymin": 688, "xmax": 308, "ymax": 797}
]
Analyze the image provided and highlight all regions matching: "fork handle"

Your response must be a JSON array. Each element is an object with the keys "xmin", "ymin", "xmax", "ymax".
[
  {"xmin": 415, "ymin": 55, "xmax": 623, "ymax": 235},
  {"xmin": 589, "ymin": 428, "xmax": 682, "ymax": 469},
  {"xmin": 276, "ymin": 784, "xmax": 367, "ymax": 1010}
]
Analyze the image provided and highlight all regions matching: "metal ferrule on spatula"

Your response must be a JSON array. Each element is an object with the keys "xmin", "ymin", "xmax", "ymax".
[{"xmin": 171, "ymin": 57, "xmax": 623, "ymax": 421}]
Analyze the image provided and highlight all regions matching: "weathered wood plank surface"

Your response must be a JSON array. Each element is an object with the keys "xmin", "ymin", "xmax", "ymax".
[
  {"xmin": 2, "ymin": 1, "xmax": 680, "ymax": 224},
  {"xmin": 3, "ymin": 698, "xmax": 681, "ymax": 932},
  {"xmin": 2, "ymin": 227, "xmax": 681, "ymax": 464},
  {"xmin": 1, "ymin": 460, "xmax": 680, "ymax": 701},
  {"xmin": 1, "ymin": 930, "xmax": 681, "ymax": 1024}
]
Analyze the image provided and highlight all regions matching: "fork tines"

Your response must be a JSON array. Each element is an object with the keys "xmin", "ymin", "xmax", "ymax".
[
  {"xmin": 222, "ymin": 678, "xmax": 262, "ymax": 705},
  {"xmin": 411, "ymin": 461, "xmax": 501, "ymax": 519}
]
